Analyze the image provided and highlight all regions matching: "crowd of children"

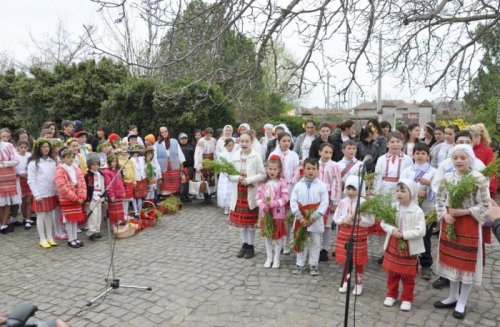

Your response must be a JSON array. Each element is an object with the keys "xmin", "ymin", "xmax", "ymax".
[{"xmin": 0, "ymin": 118, "xmax": 496, "ymax": 319}]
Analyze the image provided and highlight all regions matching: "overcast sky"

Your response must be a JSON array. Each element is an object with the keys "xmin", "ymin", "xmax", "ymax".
[{"xmin": 0, "ymin": 0, "xmax": 444, "ymax": 108}]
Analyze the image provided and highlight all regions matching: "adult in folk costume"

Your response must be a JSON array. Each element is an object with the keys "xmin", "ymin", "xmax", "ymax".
[
  {"xmin": 216, "ymin": 125, "xmax": 235, "ymax": 159},
  {"xmin": 194, "ymin": 127, "xmax": 217, "ymax": 203},
  {"xmin": 155, "ymin": 126, "xmax": 185, "ymax": 196},
  {"xmin": 0, "ymin": 133, "xmax": 21, "ymax": 234}
]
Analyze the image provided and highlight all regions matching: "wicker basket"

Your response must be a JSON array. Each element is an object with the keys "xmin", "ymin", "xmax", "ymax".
[
  {"xmin": 113, "ymin": 223, "xmax": 136, "ymax": 239},
  {"xmin": 139, "ymin": 201, "xmax": 159, "ymax": 228}
]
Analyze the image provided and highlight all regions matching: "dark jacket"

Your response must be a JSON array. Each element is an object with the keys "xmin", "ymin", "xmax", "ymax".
[
  {"xmin": 84, "ymin": 169, "xmax": 104, "ymax": 203},
  {"xmin": 309, "ymin": 136, "xmax": 333, "ymax": 161},
  {"xmin": 356, "ymin": 141, "xmax": 379, "ymax": 173},
  {"xmin": 180, "ymin": 143, "xmax": 195, "ymax": 168},
  {"xmin": 330, "ymin": 132, "xmax": 352, "ymax": 162}
]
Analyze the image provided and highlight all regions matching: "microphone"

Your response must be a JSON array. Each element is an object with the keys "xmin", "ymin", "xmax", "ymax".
[{"xmin": 362, "ymin": 154, "xmax": 373, "ymax": 164}]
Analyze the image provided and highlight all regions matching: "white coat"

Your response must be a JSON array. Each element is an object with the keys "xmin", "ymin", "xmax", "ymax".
[
  {"xmin": 381, "ymin": 201, "xmax": 426, "ymax": 256},
  {"xmin": 229, "ymin": 150, "xmax": 266, "ymax": 210},
  {"xmin": 290, "ymin": 178, "xmax": 329, "ymax": 233}
]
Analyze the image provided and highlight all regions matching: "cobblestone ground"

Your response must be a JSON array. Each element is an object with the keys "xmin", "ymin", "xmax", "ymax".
[{"xmin": 1, "ymin": 202, "xmax": 499, "ymax": 326}]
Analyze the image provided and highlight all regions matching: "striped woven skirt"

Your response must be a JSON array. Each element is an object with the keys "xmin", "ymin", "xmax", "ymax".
[
  {"xmin": 260, "ymin": 217, "xmax": 287, "ymax": 240},
  {"xmin": 160, "ymin": 168, "xmax": 180, "ymax": 194},
  {"xmin": 382, "ymin": 236, "xmax": 417, "ymax": 276},
  {"xmin": 19, "ymin": 177, "xmax": 32, "ymax": 197},
  {"xmin": 335, "ymin": 224, "xmax": 369, "ymax": 266},
  {"xmin": 33, "ymin": 196, "xmax": 58, "ymax": 213},
  {"xmin": 229, "ymin": 184, "xmax": 258, "ymax": 227},
  {"xmin": 123, "ymin": 182, "xmax": 134, "ymax": 200},
  {"xmin": 108, "ymin": 200, "xmax": 124, "ymax": 224},
  {"xmin": 0, "ymin": 167, "xmax": 18, "ymax": 197},
  {"xmin": 439, "ymin": 215, "xmax": 479, "ymax": 272},
  {"xmin": 134, "ymin": 179, "xmax": 148, "ymax": 198},
  {"xmin": 60, "ymin": 199, "xmax": 85, "ymax": 223}
]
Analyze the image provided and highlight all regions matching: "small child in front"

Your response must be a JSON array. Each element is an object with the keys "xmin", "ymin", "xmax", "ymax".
[
  {"xmin": 291, "ymin": 158, "xmax": 329, "ymax": 276},
  {"xmin": 381, "ymin": 179, "xmax": 425, "ymax": 311},
  {"xmin": 334, "ymin": 175, "xmax": 374, "ymax": 296}
]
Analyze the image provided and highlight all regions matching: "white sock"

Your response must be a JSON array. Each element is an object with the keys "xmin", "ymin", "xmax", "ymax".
[
  {"xmin": 265, "ymin": 238, "xmax": 273, "ymax": 261},
  {"xmin": 456, "ymin": 283, "xmax": 472, "ymax": 313},
  {"xmin": 66, "ymin": 222, "xmax": 78, "ymax": 241},
  {"xmin": 36, "ymin": 212, "xmax": 47, "ymax": 242},
  {"xmin": 240, "ymin": 229, "xmax": 247, "ymax": 244},
  {"xmin": 246, "ymin": 228, "xmax": 255, "ymax": 246},
  {"xmin": 274, "ymin": 238, "xmax": 283, "ymax": 262},
  {"xmin": 322, "ymin": 227, "xmax": 332, "ymax": 250},
  {"xmin": 132, "ymin": 199, "xmax": 139, "ymax": 215},
  {"xmin": 44, "ymin": 213, "xmax": 54, "ymax": 241},
  {"xmin": 441, "ymin": 280, "xmax": 460, "ymax": 304}
]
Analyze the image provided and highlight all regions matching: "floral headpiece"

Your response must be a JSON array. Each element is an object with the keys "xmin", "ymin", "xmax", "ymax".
[
  {"xmin": 269, "ymin": 154, "xmax": 281, "ymax": 161},
  {"xmin": 33, "ymin": 138, "xmax": 52, "ymax": 152}
]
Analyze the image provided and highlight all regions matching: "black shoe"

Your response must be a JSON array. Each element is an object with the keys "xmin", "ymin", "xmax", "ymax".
[
  {"xmin": 331, "ymin": 250, "xmax": 336, "ymax": 258},
  {"xmin": 453, "ymin": 308, "xmax": 466, "ymax": 320},
  {"xmin": 433, "ymin": 300, "xmax": 457, "ymax": 309},
  {"xmin": 237, "ymin": 243, "xmax": 248, "ymax": 258},
  {"xmin": 432, "ymin": 277, "xmax": 450, "ymax": 289},
  {"xmin": 180, "ymin": 197, "xmax": 188, "ymax": 203},
  {"xmin": 377, "ymin": 255, "xmax": 384, "ymax": 264},
  {"xmin": 88, "ymin": 234, "xmax": 97, "ymax": 241},
  {"xmin": 75, "ymin": 240, "xmax": 84, "ymax": 247},
  {"xmin": 319, "ymin": 249, "xmax": 328, "ymax": 262},
  {"xmin": 14, "ymin": 221, "xmax": 24, "ymax": 227},
  {"xmin": 421, "ymin": 267, "xmax": 432, "ymax": 281},
  {"xmin": 67, "ymin": 241, "xmax": 79, "ymax": 248},
  {"xmin": 244, "ymin": 245, "xmax": 255, "ymax": 259},
  {"xmin": 0, "ymin": 227, "xmax": 8, "ymax": 234},
  {"xmin": 95, "ymin": 233, "xmax": 102, "ymax": 239}
]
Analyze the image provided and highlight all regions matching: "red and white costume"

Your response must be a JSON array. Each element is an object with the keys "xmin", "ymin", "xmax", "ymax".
[
  {"xmin": 15, "ymin": 151, "xmax": 32, "ymax": 197},
  {"xmin": 0, "ymin": 141, "xmax": 21, "ymax": 206}
]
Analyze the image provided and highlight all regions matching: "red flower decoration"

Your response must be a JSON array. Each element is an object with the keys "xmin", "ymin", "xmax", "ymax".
[{"xmin": 269, "ymin": 154, "xmax": 281, "ymax": 161}]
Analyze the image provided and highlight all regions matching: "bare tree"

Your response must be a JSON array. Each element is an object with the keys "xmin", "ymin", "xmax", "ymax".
[{"xmin": 84, "ymin": 0, "xmax": 499, "ymax": 99}]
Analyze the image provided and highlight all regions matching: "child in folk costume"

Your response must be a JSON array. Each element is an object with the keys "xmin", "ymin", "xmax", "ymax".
[
  {"xmin": 228, "ymin": 131, "xmax": 266, "ymax": 259},
  {"xmin": 131, "ymin": 145, "xmax": 147, "ymax": 217},
  {"xmin": 67, "ymin": 138, "xmax": 88, "ymax": 174},
  {"xmin": 401, "ymin": 143, "xmax": 436, "ymax": 281},
  {"xmin": 178, "ymin": 133, "xmax": 194, "ymax": 203},
  {"xmin": 117, "ymin": 142, "xmax": 136, "ymax": 220},
  {"xmin": 291, "ymin": 158, "xmax": 330, "ymax": 276},
  {"xmin": 84, "ymin": 153, "xmax": 105, "ymax": 241},
  {"xmin": 50, "ymin": 139, "xmax": 68, "ymax": 240},
  {"xmin": 433, "ymin": 145, "xmax": 490, "ymax": 320},
  {"xmin": 255, "ymin": 155, "xmax": 290, "ymax": 268},
  {"xmin": 316, "ymin": 143, "xmax": 342, "ymax": 262},
  {"xmin": 194, "ymin": 127, "xmax": 218, "ymax": 203},
  {"xmin": 372, "ymin": 132, "xmax": 413, "ymax": 238},
  {"xmin": 335, "ymin": 175, "xmax": 374, "ymax": 295},
  {"xmin": 75, "ymin": 130, "xmax": 92, "ymax": 158},
  {"xmin": 103, "ymin": 154, "xmax": 125, "ymax": 225},
  {"xmin": 27, "ymin": 139, "xmax": 58, "ymax": 248},
  {"xmin": 55, "ymin": 147, "xmax": 87, "ymax": 248},
  {"xmin": 381, "ymin": 179, "xmax": 425, "ymax": 312},
  {"xmin": 217, "ymin": 138, "xmax": 235, "ymax": 215},
  {"xmin": 0, "ymin": 131, "xmax": 21, "ymax": 234},
  {"xmin": 269, "ymin": 132, "xmax": 300, "ymax": 255},
  {"xmin": 145, "ymin": 147, "xmax": 161, "ymax": 202},
  {"xmin": 338, "ymin": 140, "xmax": 363, "ymax": 185},
  {"xmin": 97, "ymin": 141, "xmax": 113, "ymax": 168},
  {"xmin": 15, "ymin": 140, "xmax": 34, "ymax": 230}
]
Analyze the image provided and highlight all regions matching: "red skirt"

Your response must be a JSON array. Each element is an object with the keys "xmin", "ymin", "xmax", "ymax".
[
  {"xmin": 0, "ymin": 167, "xmax": 18, "ymax": 197},
  {"xmin": 33, "ymin": 196, "xmax": 58, "ymax": 213},
  {"xmin": 260, "ymin": 217, "xmax": 287, "ymax": 240},
  {"xmin": 124, "ymin": 182, "xmax": 134, "ymax": 199},
  {"xmin": 108, "ymin": 201, "xmax": 124, "ymax": 224},
  {"xmin": 335, "ymin": 224, "xmax": 369, "ymax": 266},
  {"xmin": 19, "ymin": 177, "xmax": 32, "ymax": 197},
  {"xmin": 382, "ymin": 236, "xmax": 417, "ymax": 276},
  {"xmin": 60, "ymin": 199, "xmax": 85, "ymax": 223},
  {"xmin": 160, "ymin": 169, "xmax": 180, "ymax": 194},
  {"xmin": 439, "ymin": 215, "xmax": 479, "ymax": 272},
  {"xmin": 229, "ymin": 184, "xmax": 258, "ymax": 227},
  {"xmin": 369, "ymin": 220, "xmax": 385, "ymax": 235},
  {"xmin": 134, "ymin": 179, "xmax": 148, "ymax": 198}
]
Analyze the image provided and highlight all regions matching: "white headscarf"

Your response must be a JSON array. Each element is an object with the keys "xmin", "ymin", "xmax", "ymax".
[
  {"xmin": 263, "ymin": 123, "xmax": 273, "ymax": 130},
  {"xmin": 273, "ymin": 123, "xmax": 292, "ymax": 137},
  {"xmin": 450, "ymin": 144, "xmax": 480, "ymax": 171},
  {"xmin": 344, "ymin": 175, "xmax": 366, "ymax": 197},
  {"xmin": 398, "ymin": 178, "xmax": 418, "ymax": 202},
  {"xmin": 239, "ymin": 123, "xmax": 250, "ymax": 132}
]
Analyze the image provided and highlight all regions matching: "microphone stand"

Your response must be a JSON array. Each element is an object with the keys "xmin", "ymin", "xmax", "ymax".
[
  {"xmin": 341, "ymin": 161, "xmax": 369, "ymax": 327},
  {"xmin": 85, "ymin": 153, "xmax": 152, "ymax": 307}
]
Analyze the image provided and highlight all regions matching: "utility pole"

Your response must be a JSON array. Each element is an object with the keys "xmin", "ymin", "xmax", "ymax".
[
  {"xmin": 377, "ymin": 34, "xmax": 383, "ymax": 119},
  {"xmin": 326, "ymin": 72, "xmax": 330, "ymax": 110}
]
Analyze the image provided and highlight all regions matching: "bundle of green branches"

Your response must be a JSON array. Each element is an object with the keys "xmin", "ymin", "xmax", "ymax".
[
  {"xmin": 159, "ymin": 196, "xmax": 181, "ymax": 214},
  {"xmin": 480, "ymin": 156, "xmax": 500, "ymax": 179},
  {"xmin": 442, "ymin": 173, "xmax": 477, "ymax": 240},
  {"xmin": 202, "ymin": 157, "xmax": 239, "ymax": 175},
  {"xmin": 292, "ymin": 210, "xmax": 314, "ymax": 253},
  {"xmin": 363, "ymin": 172, "xmax": 378, "ymax": 192},
  {"xmin": 261, "ymin": 212, "xmax": 275, "ymax": 239},
  {"xmin": 360, "ymin": 194, "xmax": 407, "ymax": 253}
]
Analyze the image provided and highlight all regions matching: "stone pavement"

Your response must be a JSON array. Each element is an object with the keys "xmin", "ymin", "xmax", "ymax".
[{"xmin": 1, "ymin": 202, "xmax": 499, "ymax": 326}]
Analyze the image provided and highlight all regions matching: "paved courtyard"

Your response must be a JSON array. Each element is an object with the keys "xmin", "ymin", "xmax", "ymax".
[{"xmin": 1, "ymin": 202, "xmax": 500, "ymax": 326}]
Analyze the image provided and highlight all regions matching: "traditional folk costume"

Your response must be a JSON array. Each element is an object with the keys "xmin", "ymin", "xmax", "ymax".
[
  {"xmin": 381, "ymin": 179, "xmax": 425, "ymax": 308},
  {"xmin": 118, "ymin": 153, "xmax": 136, "ymax": 220},
  {"xmin": 402, "ymin": 162, "xmax": 437, "ymax": 271},
  {"xmin": 216, "ymin": 148, "xmax": 234, "ymax": 212},
  {"xmin": 291, "ymin": 177, "xmax": 329, "ymax": 274},
  {"xmin": 84, "ymin": 166, "xmax": 105, "ymax": 238},
  {"xmin": 372, "ymin": 151, "xmax": 413, "ymax": 235},
  {"xmin": 27, "ymin": 156, "xmax": 57, "ymax": 246},
  {"xmin": 435, "ymin": 142, "xmax": 454, "ymax": 167},
  {"xmin": 145, "ymin": 152, "xmax": 161, "ymax": 202},
  {"xmin": 155, "ymin": 137, "xmax": 185, "ymax": 195},
  {"xmin": 0, "ymin": 141, "xmax": 21, "ymax": 233},
  {"xmin": 15, "ymin": 150, "xmax": 33, "ymax": 228},
  {"xmin": 255, "ymin": 177, "xmax": 290, "ymax": 268},
  {"xmin": 228, "ymin": 149, "xmax": 266, "ymax": 259},
  {"xmin": 434, "ymin": 145, "xmax": 490, "ymax": 316},
  {"xmin": 131, "ymin": 154, "xmax": 147, "ymax": 215},
  {"xmin": 103, "ymin": 167, "xmax": 125, "ymax": 225},
  {"xmin": 194, "ymin": 136, "xmax": 217, "ymax": 199},
  {"xmin": 73, "ymin": 152, "xmax": 88, "ymax": 176},
  {"xmin": 55, "ymin": 161, "xmax": 87, "ymax": 247},
  {"xmin": 317, "ymin": 159, "xmax": 342, "ymax": 259},
  {"xmin": 334, "ymin": 175, "xmax": 374, "ymax": 294},
  {"xmin": 338, "ymin": 156, "xmax": 363, "ymax": 186}
]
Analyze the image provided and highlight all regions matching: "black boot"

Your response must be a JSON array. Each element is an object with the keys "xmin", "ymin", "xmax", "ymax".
[
  {"xmin": 237, "ymin": 243, "xmax": 248, "ymax": 258},
  {"xmin": 319, "ymin": 249, "xmax": 328, "ymax": 262},
  {"xmin": 244, "ymin": 245, "xmax": 255, "ymax": 259}
]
